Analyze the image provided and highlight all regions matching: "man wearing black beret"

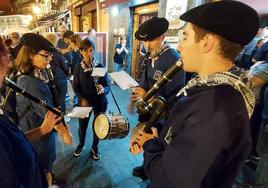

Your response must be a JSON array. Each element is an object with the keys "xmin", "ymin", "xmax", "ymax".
[
  {"xmin": 129, "ymin": 17, "xmax": 186, "ymax": 179},
  {"xmin": 130, "ymin": 1, "xmax": 259, "ymax": 187}
]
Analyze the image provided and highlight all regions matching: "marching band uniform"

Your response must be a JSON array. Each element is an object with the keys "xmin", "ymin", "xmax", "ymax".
[
  {"xmin": 136, "ymin": 1, "xmax": 259, "ymax": 187},
  {"xmin": 131, "ymin": 17, "xmax": 186, "ymax": 179},
  {"xmin": 73, "ymin": 57, "xmax": 109, "ymax": 159},
  {"xmin": 0, "ymin": 109, "xmax": 45, "ymax": 188},
  {"xmin": 16, "ymin": 73, "xmax": 56, "ymax": 173}
]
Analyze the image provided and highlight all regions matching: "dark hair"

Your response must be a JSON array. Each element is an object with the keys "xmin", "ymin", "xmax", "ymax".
[
  {"xmin": 192, "ymin": 24, "xmax": 242, "ymax": 61},
  {"xmin": 4, "ymin": 39, "xmax": 13, "ymax": 48},
  {"xmin": 88, "ymin": 28, "xmax": 95, "ymax": 33},
  {"xmin": 69, "ymin": 34, "xmax": 81, "ymax": 46},
  {"xmin": 79, "ymin": 38, "xmax": 95, "ymax": 51},
  {"xmin": 119, "ymin": 36, "xmax": 126, "ymax": 41},
  {"xmin": 63, "ymin": 30, "xmax": 74, "ymax": 39}
]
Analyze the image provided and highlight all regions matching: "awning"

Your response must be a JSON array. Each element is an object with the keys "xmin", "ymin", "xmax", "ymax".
[
  {"xmin": 38, "ymin": 10, "xmax": 69, "ymax": 25},
  {"xmin": 31, "ymin": 25, "xmax": 49, "ymax": 33}
]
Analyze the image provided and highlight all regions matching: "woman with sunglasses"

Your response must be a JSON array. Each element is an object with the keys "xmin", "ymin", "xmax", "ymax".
[{"xmin": 14, "ymin": 33, "xmax": 72, "ymax": 186}]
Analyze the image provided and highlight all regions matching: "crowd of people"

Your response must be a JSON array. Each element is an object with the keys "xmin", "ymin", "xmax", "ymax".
[{"xmin": 1, "ymin": 0, "xmax": 268, "ymax": 187}]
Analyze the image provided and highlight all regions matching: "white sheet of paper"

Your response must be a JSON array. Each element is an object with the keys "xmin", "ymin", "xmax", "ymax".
[
  {"xmin": 109, "ymin": 71, "xmax": 139, "ymax": 90},
  {"xmin": 66, "ymin": 107, "xmax": 92, "ymax": 118},
  {"xmin": 91, "ymin": 68, "xmax": 107, "ymax": 77}
]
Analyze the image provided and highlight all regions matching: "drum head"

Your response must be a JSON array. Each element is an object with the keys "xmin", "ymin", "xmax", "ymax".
[{"xmin": 94, "ymin": 114, "xmax": 110, "ymax": 139}]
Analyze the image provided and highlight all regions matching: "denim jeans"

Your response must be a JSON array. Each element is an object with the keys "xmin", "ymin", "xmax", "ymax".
[{"xmin": 114, "ymin": 63, "xmax": 125, "ymax": 72}]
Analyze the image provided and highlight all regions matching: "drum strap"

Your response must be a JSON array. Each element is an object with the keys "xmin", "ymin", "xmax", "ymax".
[{"xmin": 109, "ymin": 86, "xmax": 121, "ymax": 114}]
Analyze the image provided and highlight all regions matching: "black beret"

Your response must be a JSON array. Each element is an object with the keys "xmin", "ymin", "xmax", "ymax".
[
  {"xmin": 135, "ymin": 17, "xmax": 169, "ymax": 41},
  {"xmin": 180, "ymin": 0, "xmax": 260, "ymax": 46},
  {"xmin": 21, "ymin": 33, "xmax": 56, "ymax": 52}
]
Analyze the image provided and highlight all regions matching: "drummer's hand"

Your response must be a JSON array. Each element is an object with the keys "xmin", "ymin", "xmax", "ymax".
[
  {"xmin": 131, "ymin": 87, "xmax": 146, "ymax": 102},
  {"xmin": 40, "ymin": 111, "xmax": 62, "ymax": 135},
  {"xmin": 97, "ymin": 84, "xmax": 105, "ymax": 95}
]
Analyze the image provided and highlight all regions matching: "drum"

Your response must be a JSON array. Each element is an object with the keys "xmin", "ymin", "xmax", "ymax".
[{"xmin": 94, "ymin": 113, "xmax": 129, "ymax": 140}]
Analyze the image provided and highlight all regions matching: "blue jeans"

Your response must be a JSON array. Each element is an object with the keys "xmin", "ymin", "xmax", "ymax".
[{"xmin": 114, "ymin": 63, "xmax": 125, "ymax": 72}]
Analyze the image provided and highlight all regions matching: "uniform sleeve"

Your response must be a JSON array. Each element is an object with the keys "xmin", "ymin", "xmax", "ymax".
[
  {"xmin": 143, "ymin": 107, "xmax": 227, "ymax": 187},
  {"xmin": 97, "ymin": 64, "xmax": 110, "ymax": 95},
  {"xmin": 115, "ymin": 44, "xmax": 121, "ymax": 50},
  {"xmin": 0, "ymin": 131, "xmax": 19, "ymax": 188},
  {"xmin": 72, "ymin": 64, "xmax": 85, "ymax": 99},
  {"xmin": 253, "ymin": 42, "xmax": 268, "ymax": 61},
  {"xmin": 57, "ymin": 52, "xmax": 71, "ymax": 77},
  {"xmin": 139, "ymin": 62, "xmax": 149, "ymax": 90},
  {"xmin": 17, "ymin": 77, "xmax": 50, "ymax": 121}
]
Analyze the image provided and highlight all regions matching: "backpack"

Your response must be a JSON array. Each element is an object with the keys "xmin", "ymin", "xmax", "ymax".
[
  {"xmin": 1, "ymin": 74, "xmax": 34, "ymax": 124},
  {"xmin": 1, "ymin": 74, "xmax": 21, "ymax": 124}
]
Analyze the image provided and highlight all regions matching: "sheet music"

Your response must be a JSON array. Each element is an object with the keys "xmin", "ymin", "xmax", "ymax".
[
  {"xmin": 91, "ymin": 68, "xmax": 107, "ymax": 77},
  {"xmin": 66, "ymin": 107, "xmax": 92, "ymax": 118},
  {"xmin": 109, "ymin": 71, "xmax": 139, "ymax": 90}
]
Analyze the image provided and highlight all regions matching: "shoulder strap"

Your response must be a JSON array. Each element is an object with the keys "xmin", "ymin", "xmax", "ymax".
[
  {"xmin": 1, "ymin": 74, "xmax": 23, "ymax": 109},
  {"xmin": 1, "ymin": 74, "xmax": 30, "ymax": 123}
]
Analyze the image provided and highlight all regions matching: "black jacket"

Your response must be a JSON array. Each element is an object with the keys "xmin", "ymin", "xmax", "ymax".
[
  {"xmin": 73, "ymin": 61, "xmax": 109, "ymax": 110},
  {"xmin": 143, "ymin": 85, "xmax": 251, "ymax": 188}
]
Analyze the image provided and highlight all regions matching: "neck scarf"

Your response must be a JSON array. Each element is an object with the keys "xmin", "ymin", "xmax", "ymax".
[
  {"xmin": 81, "ymin": 58, "xmax": 97, "ymax": 72},
  {"xmin": 32, "ymin": 69, "xmax": 49, "ymax": 83},
  {"xmin": 176, "ymin": 67, "xmax": 255, "ymax": 118}
]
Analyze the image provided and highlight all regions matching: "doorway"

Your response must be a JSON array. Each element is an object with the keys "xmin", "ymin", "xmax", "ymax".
[{"xmin": 131, "ymin": 3, "xmax": 158, "ymax": 80}]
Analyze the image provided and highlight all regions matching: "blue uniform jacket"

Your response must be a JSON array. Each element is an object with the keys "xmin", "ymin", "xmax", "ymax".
[
  {"xmin": 253, "ymin": 41, "xmax": 268, "ymax": 61},
  {"xmin": 140, "ymin": 47, "xmax": 185, "ymax": 104},
  {"xmin": 73, "ymin": 62, "xmax": 109, "ymax": 112},
  {"xmin": 143, "ymin": 85, "xmax": 252, "ymax": 188},
  {"xmin": 0, "ymin": 114, "xmax": 44, "ymax": 188},
  {"xmin": 16, "ymin": 75, "xmax": 56, "ymax": 171}
]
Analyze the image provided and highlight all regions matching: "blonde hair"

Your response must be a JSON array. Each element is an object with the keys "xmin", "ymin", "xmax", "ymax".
[
  {"xmin": 15, "ymin": 46, "xmax": 37, "ymax": 74},
  {"xmin": 44, "ymin": 33, "xmax": 58, "ymax": 47},
  {"xmin": 59, "ymin": 24, "xmax": 68, "ymax": 32},
  {"xmin": 10, "ymin": 32, "xmax": 20, "ymax": 40}
]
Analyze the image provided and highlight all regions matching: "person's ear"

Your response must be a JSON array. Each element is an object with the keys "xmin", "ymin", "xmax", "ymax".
[{"xmin": 199, "ymin": 34, "xmax": 215, "ymax": 53}]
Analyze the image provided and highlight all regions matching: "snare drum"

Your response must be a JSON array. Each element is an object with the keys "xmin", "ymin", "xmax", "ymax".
[{"xmin": 94, "ymin": 113, "xmax": 129, "ymax": 140}]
